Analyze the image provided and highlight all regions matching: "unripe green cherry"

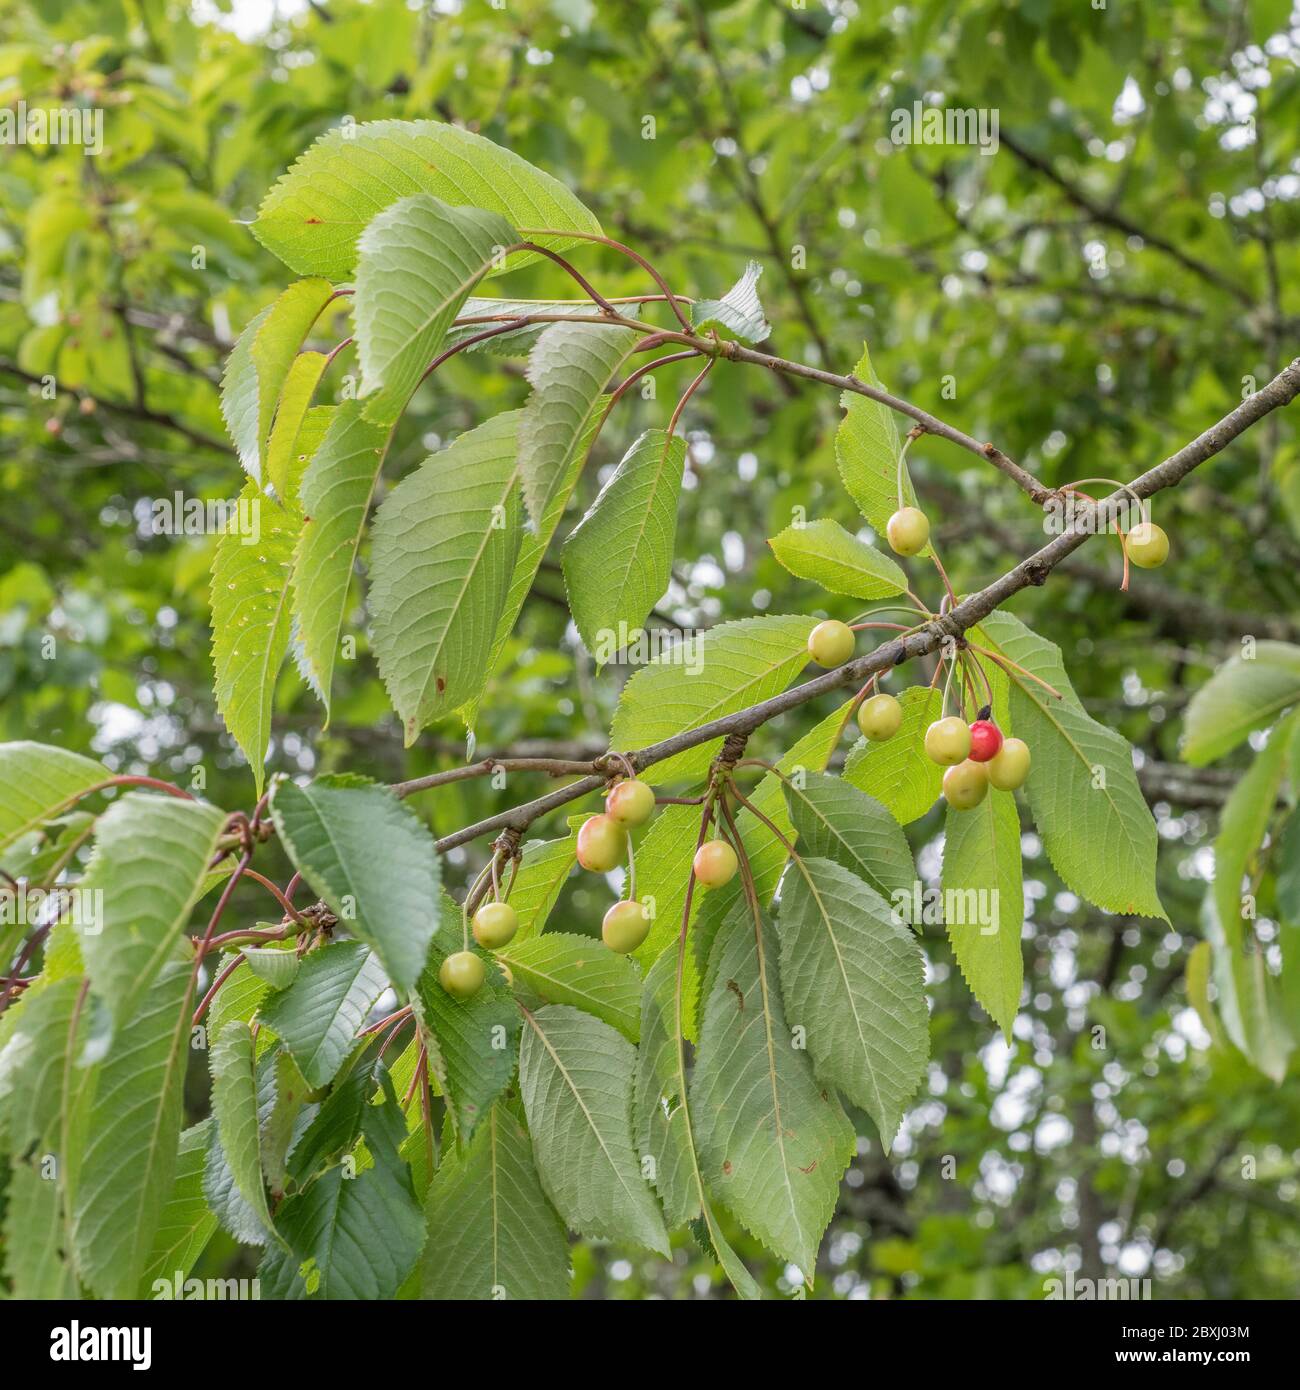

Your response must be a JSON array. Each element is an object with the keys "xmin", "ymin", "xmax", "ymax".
[
  {"xmin": 986, "ymin": 736, "xmax": 1031, "ymax": 791},
  {"xmin": 607, "ymin": 778, "xmax": 655, "ymax": 827},
  {"xmin": 925, "ymin": 715, "xmax": 971, "ymax": 766},
  {"xmin": 807, "ymin": 619, "xmax": 855, "ymax": 667},
  {"xmin": 942, "ymin": 759, "xmax": 989, "ymax": 811},
  {"xmin": 694, "ymin": 839, "xmax": 739, "ymax": 888},
  {"xmin": 857, "ymin": 692, "xmax": 902, "ymax": 741},
  {"xmin": 576, "ymin": 813, "xmax": 625, "ymax": 872},
  {"xmin": 602, "ymin": 899, "xmax": 651, "ymax": 954},
  {"xmin": 886, "ymin": 506, "xmax": 930, "ymax": 557},
  {"xmin": 439, "ymin": 950, "xmax": 486, "ymax": 1000},
  {"xmin": 1126, "ymin": 521, "xmax": 1169, "ymax": 569},
  {"xmin": 472, "ymin": 901, "xmax": 518, "ymax": 949}
]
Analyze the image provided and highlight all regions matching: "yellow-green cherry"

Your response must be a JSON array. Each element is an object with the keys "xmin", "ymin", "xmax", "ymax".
[
  {"xmin": 439, "ymin": 951, "xmax": 486, "ymax": 1000},
  {"xmin": 472, "ymin": 901, "xmax": 518, "ymax": 949},
  {"xmin": 986, "ymin": 737, "xmax": 1031, "ymax": 790},
  {"xmin": 607, "ymin": 778, "xmax": 656, "ymax": 827},
  {"xmin": 694, "ymin": 839, "xmax": 739, "ymax": 888},
  {"xmin": 857, "ymin": 692, "xmax": 902, "ymax": 741},
  {"xmin": 942, "ymin": 760, "xmax": 989, "ymax": 811},
  {"xmin": 1126, "ymin": 521, "xmax": 1169, "ymax": 569},
  {"xmin": 886, "ymin": 506, "xmax": 930, "ymax": 556},
  {"xmin": 807, "ymin": 619, "xmax": 855, "ymax": 667},
  {"xmin": 925, "ymin": 715, "xmax": 971, "ymax": 766},
  {"xmin": 602, "ymin": 900, "xmax": 651, "ymax": 954},
  {"xmin": 577, "ymin": 813, "xmax": 626, "ymax": 872}
]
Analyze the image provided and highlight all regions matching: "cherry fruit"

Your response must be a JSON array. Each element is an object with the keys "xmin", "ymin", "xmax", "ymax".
[
  {"xmin": 577, "ymin": 814, "xmax": 626, "ymax": 872},
  {"xmin": 607, "ymin": 777, "xmax": 655, "ymax": 827},
  {"xmin": 886, "ymin": 506, "xmax": 929, "ymax": 557},
  {"xmin": 439, "ymin": 950, "xmax": 486, "ymax": 1000},
  {"xmin": 857, "ymin": 692, "xmax": 902, "ymax": 741},
  {"xmin": 808, "ymin": 619, "xmax": 855, "ymax": 668},
  {"xmin": 968, "ymin": 718, "xmax": 1003, "ymax": 763},
  {"xmin": 942, "ymin": 760, "xmax": 989, "ymax": 811},
  {"xmin": 1126, "ymin": 521, "xmax": 1169, "ymax": 569},
  {"xmin": 694, "ymin": 839, "xmax": 738, "ymax": 888},
  {"xmin": 986, "ymin": 737, "xmax": 1031, "ymax": 791},
  {"xmin": 602, "ymin": 899, "xmax": 651, "ymax": 954},
  {"xmin": 925, "ymin": 716, "xmax": 971, "ymax": 766},
  {"xmin": 472, "ymin": 901, "xmax": 518, "ymax": 949}
]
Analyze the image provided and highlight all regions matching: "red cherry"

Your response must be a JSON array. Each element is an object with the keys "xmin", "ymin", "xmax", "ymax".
[{"xmin": 968, "ymin": 719, "xmax": 1003, "ymax": 763}]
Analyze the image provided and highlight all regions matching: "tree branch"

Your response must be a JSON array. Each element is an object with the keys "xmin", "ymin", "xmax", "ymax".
[{"xmin": 419, "ymin": 355, "xmax": 1300, "ymax": 852}]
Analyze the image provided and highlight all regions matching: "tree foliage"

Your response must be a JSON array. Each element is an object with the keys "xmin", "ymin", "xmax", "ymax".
[{"xmin": 1, "ymin": 0, "xmax": 1299, "ymax": 1303}]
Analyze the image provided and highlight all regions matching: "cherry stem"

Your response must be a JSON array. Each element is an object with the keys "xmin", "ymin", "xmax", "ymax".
[
  {"xmin": 966, "ymin": 641, "xmax": 1064, "ymax": 699},
  {"xmin": 668, "ymin": 356, "xmax": 715, "ymax": 437},
  {"xmin": 517, "ymin": 227, "xmax": 695, "ymax": 332},
  {"xmin": 192, "ymin": 952, "xmax": 246, "ymax": 1027},
  {"xmin": 242, "ymin": 867, "xmax": 308, "ymax": 925},
  {"xmin": 895, "ymin": 426, "xmax": 922, "ymax": 511},
  {"xmin": 625, "ymin": 831, "xmax": 637, "ymax": 903}
]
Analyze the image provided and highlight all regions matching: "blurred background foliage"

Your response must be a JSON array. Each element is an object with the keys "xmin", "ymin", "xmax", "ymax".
[{"xmin": 0, "ymin": 0, "xmax": 1297, "ymax": 1298}]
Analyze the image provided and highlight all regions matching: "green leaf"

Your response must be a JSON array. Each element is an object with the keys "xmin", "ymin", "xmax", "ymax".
[
  {"xmin": 252, "ymin": 118, "xmax": 602, "ymax": 280},
  {"xmin": 0, "ymin": 976, "xmax": 80, "ymax": 1153},
  {"xmin": 941, "ymin": 788, "xmax": 1025, "ymax": 1037},
  {"xmin": 210, "ymin": 482, "xmax": 301, "ymax": 796},
  {"xmin": 414, "ymin": 938, "xmax": 519, "ymax": 1146},
  {"xmin": 71, "ymin": 959, "xmax": 193, "ymax": 1298},
  {"xmin": 270, "ymin": 774, "xmax": 441, "ymax": 993},
  {"xmin": 776, "ymin": 856, "xmax": 928, "ymax": 1151},
  {"xmin": 843, "ymin": 685, "xmax": 943, "ymax": 824},
  {"xmin": 0, "ymin": 742, "xmax": 105, "ymax": 854},
  {"xmin": 219, "ymin": 304, "xmax": 271, "ymax": 478},
  {"xmin": 688, "ymin": 703, "xmax": 854, "ymax": 1021},
  {"xmin": 980, "ymin": 610, "xmax": 1164, "ymax": 920},
  {"xmin": 242, "ymin": 946, "xmax": 299, "ymax": 989},
  {"xmin": 290, "ymin": 401, "xmax": 391, "ymax": 717},
  {"xmin": 261, "ymin": 1046, "xmax": 315, "ymax": 1193},
  {"xmin": 505, "ymin": 832, "xmax": 577, "ymax": 942},
  {"xmin": 633, "ymin": 952, "xmax": 699, "ymax": 1228},
  {"xmin": 79, "ymin": 792, "xmax": 226, "ymax": 1028},
  {"xmin": 249, "ymin": 279, "xmax": 335, "ymax": 474},
  {"xmin": 257, "ymin": 941, "xmax": 389, "ymax": 1088},
  {"xmin": 562, "ymin": 428, "xmax": 686, "ymax": 656},
  {"xmin": 260, "ymin": 1073, "xmax": 424, "ymax": 1299},
  {"xmin": 690, "ymin": 260, "xmax": 770, "ymax": 343},
  {"xmin": 208, "ymin": 953, "xmax": 270, "ymax": 1041},
  {"xmin": 768, "ymin": 518, "xmax": 907, "ymax": 600},
  {"xmin": 421, "ymin": 1102, "xmax": 571, "ymax": 1300},
  {"xmin": 464, "ymin": 400, "xmax": 608, "ymax": 727},
  {"xmin": 692, "ymin": 898, "xmax": 854, "ymax": 1279},
  {"xmin": 835, "ymin": 344, "xmax": 927, "ymax": 552},
  {"xmin": 369, "ymin": 412, "xmax": 522, "ymax": 742},
  {"xmin": 209, "ymin": 1021, "xmax": 279, "ymax": 1240},
  {"xmin": 499, "ymin": 931, "xmax": 641, "ymax": 1040},
  {"xmin": 518, "ymin": 321, "xmax": 637, "ymax": 528},
  {"xmin": 1183, "ymin": 641, "xmax": 1300, "ymax": 766},
  {"xmin": 353, "ymin": 194, "xmax": 516, "ymax": 424},
  {"xmin": 518, "ymin": 1003, "xmax": 670, "ymax": 1255},
  {"xmin": 140, "ymin": 1120, "xmax": 218, "ymax": 1296},
  {"xmin": 783, "ymin": 771, "xmax": 915, "ymax": 908},
  {"xmin": 1209, "ymin": 716, "xmax": 1296, "ymax": 1081},
  {"xmin": 266, "ymin": 351, "xmax": 329, "ymax": 505},
  {"xmin": 610, "ymin": 615, "xmax": 817, "ymax": 784},
  {"xmin": 4, "ymin": 1158, "xmax": 77, "ymax": 1298}
]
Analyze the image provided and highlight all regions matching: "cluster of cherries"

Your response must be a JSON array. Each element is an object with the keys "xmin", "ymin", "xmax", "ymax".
[
  {"xmin": 438, "ymin": 775, "xmax": 740, "ymax": 999},
  {"xmin": 805, "ymin": 616, "xmax": 1031, "ymax": 814}
]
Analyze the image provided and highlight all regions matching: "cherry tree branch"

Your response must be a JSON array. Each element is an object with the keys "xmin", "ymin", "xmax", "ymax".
[{"xmin": 418, "ymin": 353, "xmax": 1300, "ymax": 853}]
